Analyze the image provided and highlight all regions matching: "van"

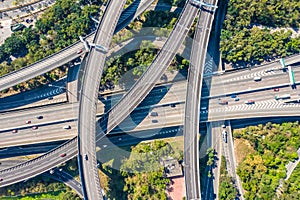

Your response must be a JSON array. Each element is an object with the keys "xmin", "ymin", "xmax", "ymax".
[
  {"xmin": 63, "ymin": 125, "xmax": 71, "ymax": 129},
  {"xmin": 254, "ymin": 76, "xmax": 262, "ymax": 81}
]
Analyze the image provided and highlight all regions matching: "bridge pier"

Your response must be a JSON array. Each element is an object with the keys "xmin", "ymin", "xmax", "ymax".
[{"xmin": 66, "ymin": 64, "xmax": 80, "ymax": 103}]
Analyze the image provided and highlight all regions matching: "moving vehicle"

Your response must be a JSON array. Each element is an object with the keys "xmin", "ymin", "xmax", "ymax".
[
  {"xmin": 244, "ymin": 100, "xmax": 255, "ymax": 104},
  {"xmin": 63, "ymin": 125, "xmax": 71, "ymax": 129},
  {"xmin": 200, "ymin": 106, "xmax": 207, "ymax": 110},
  {"xmin": 150, "ymin": 112, "xmax": 158, "ymax": 117},
  {"xmin": 275, "ymin": 94, "xmax": 290, "ymax": 100},
  {"xmin": 253, "ymin": 76, "xmax": 262, "ymax": 81},
  {"xmin": 218, "ymin": 100, "xmax": 228, "ymax": 105},
  {"xmin": 222, "ymin": 130, "xmax": 227, "ymax": 143},
  {"xmin": 60, "ymin": 153, "xmax": 66, "ymax": 157},
  {"xmin": 11, "ymin": 23, "xmax": 25, "ymax": 32}
]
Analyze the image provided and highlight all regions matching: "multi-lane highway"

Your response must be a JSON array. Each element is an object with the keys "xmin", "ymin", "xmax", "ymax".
[
  {"xmin": 0, "ymin": 1, "xmax": 300, "ymax": 198},
  {"xmin": 183, "ymin": 0, "xmax": 218, "ymax": 199},
  {"xmin": 77, "ymin": 0, "xmax": 128, "ymax": 199}
]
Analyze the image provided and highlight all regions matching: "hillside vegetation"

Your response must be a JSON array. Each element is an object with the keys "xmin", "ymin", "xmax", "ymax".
[
  {"xmin": 220, "ymin": 0, "xmax": 300, "ymax": 66},
  {"xmin": 233, "ymin": 122, "xmax": 300, "ymax": 199}
]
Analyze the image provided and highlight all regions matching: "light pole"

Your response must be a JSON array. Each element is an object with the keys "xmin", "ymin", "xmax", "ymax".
[{"xmin": 48, "ymin": 84, "xmax": 78, "ymax": 103}]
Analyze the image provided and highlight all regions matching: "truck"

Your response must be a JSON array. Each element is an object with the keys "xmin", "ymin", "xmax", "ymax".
[
  {"xmin": 275, "ymin": 94, "xmax": 291, "ymax": 100},
  {"xmin": 222, "ymin": 130, "xmax": 227, "ymax": 143}
]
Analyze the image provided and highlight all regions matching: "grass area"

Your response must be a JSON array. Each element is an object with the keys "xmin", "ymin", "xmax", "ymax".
[
  {"xmin": 0, "ymin": 190, "xmax": 64, "ymax": 200},
  {"xmin": 233, "ymin": 138, "xmax": 255, "ymax": 165}
]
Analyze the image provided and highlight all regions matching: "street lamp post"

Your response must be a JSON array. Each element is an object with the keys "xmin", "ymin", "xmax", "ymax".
[{"xmin": 48, "ymin": 84, "xmax": 78, "ymax": 103}]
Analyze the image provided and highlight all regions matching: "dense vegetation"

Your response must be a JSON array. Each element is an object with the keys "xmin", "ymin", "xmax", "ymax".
[
  {"xmin": 220, "ymin": 0, "xmax": 300, "ymax": 66},
  {"xmin": 280, "ymin": 162, "xmax": 300, "ymax": 199},
  {"xmin": 100, "ymin": 140, "xmax": 183, "ymax": 199},
  {"xmin": 0, "ymin": 0, "xmax": 100, "ymax": 93},
  {"xmin": 219, "ymin": 156, "xmax": 238, "ymax": 200},
  {"xmin": 234, "ymin": 121, "xmax": 300, "ymax": 199}
]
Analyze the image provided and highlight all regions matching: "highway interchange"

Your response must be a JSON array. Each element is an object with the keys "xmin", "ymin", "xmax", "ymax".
[{"xmin": 1, "ymin": 0, "xmax": 300, "ymax": 199}]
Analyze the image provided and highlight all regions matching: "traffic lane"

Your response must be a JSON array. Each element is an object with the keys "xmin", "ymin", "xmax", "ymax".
[
  {"xmin": 0, "ymin": 103, "xmax": 79, "ymax": 132},
  {"xmin": 0, "ymin": 102, "xmax": 185, "ymax": 148},
  {"xmin": 212, "ymin": 67, "xmax": 300, "ymax": 91},
  {"xmin": 212, "ymin": 61, "xmax": 300, "ymax": 82},
  {"xmin": 205, "ymin": 71, "xmax": 291, "ymax": 97},
  {"xmin": 96, "ymin": 127, "xmax": 183, "ymax": 162},
  {"xmin": 0, "ymin": 159, "xmax": 27, "ymax": 170},
  {"xmin": 0, "ymin": 143, "xmax": 61, "ymax": 159},
  {"xmin": 0, "ymin": 121, "xmax": 76, "ymax": 147},
  {"xmin": 113, "ymin": 102, "xmax": 184, "ymax": 133},
  {"xmin": 0, "ymin": 143, "xmax": 77, "ymax": 187},
  {"xmin": 205, "ymin": 107, "xmax": 300, "ymax": 122},
  {"xmin": 207, "ymin": 85, "xmax": 297, "ymax": 108}
]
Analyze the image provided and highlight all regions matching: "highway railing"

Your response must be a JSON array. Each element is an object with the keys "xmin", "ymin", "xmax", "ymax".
[
  {"xmin": 95, "ymin": 0, "xmax": 198, "ymax": 139},
  {"xmin": 183, "ymin": 0, "xmax": 218, "ymax": 199},
  {"xmin": 77, "ymin": 0, "xmax": 129, "ymax": 199},
  {"xmin": 0, "ymin": 137, "xmax": 77, "ymax": 188}
]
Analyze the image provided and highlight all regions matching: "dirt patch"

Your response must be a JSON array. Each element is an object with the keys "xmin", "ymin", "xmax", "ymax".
[
  {"xmin": 166, "ymin": 176, "xmax": 185, "ymax": 200},
  {"xmin": 234, "ymin": 138, "xmax": 255, "ymax": 165}
]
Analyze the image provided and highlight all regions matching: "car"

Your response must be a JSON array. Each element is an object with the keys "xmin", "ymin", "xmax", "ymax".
[
  {"xmin": 103, "ymin": 145, "xmax": 107, "ymax": 148},
  {"xmin": 60, "ymin": 153, "xmax": 66, "ymax": 157},
  {"xmin": 36, "ymin": 115, "xmax": 43, "ymax": 119},
  {"xmin": 152, "ymin": 119, "xmax": 158, "ymax": 123},
  {"xmin": 200, "ymin": 106, "xmax": 207, "ymax": 110},
  {"xmin": 231, "ymin": 94, "xmax": 236, "ymax": 98},
  {"xmin": 118, "ymin": 137, "xmax": 122, "ymax": 141},
  {"xmin": 32, "ymin": 126, "xmax": 38, "ymax": 130},
  {"xmin": 0, "ymin": 178, "xmax": 3, "ymax": 181},
  {"xmin": 12, "ymin": 129, "xmax": 18, "ymax": 133},
  {"xmin": 264, "ymin": 69, "xmax": 273, "ymax": 73},
  {"xmin": 218, "ymin": 100, "xmax": 228, "ymax": 105},
  {"xmin": 84, "ymin": 154, "xmax": 88, "ymax": 160},
  {"xmin": 76, "ymin": 49, "xmax": 83, "ymax": 54},
  {"xmin": 234, "ymin": 97, "xmax": 240, "ymax": 101},
  {"xmin": 63, "ymin": 125, "xmax": 71, "ymax": 129},
  {"xmin": 244, "ymin": 100, "xmax": 255, "ymax": 104},
  {"xmin": 253, "ymin": 76, "xmax": 262, "ymax": 81},
  {"xmin": 150, "ymin": 112, "xmax": 158, "ymax": 117},
  {"xmin": 25, "ymin": 120, "xmax": 31, "ymax": 124},
  {"xmin": 47, "ymin": 96, "xmax": 53, "ymax": 100},
  {"xmin": 170, "ymin": 104, "xmax": 176, "ymax": 108},
  {"xmin": 274, "ymin": 88, "xmax": 280, "ymax": 92},
  {"xmin": 221, "ymin": 125, "xmax": 226, "ymax": 128}
]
